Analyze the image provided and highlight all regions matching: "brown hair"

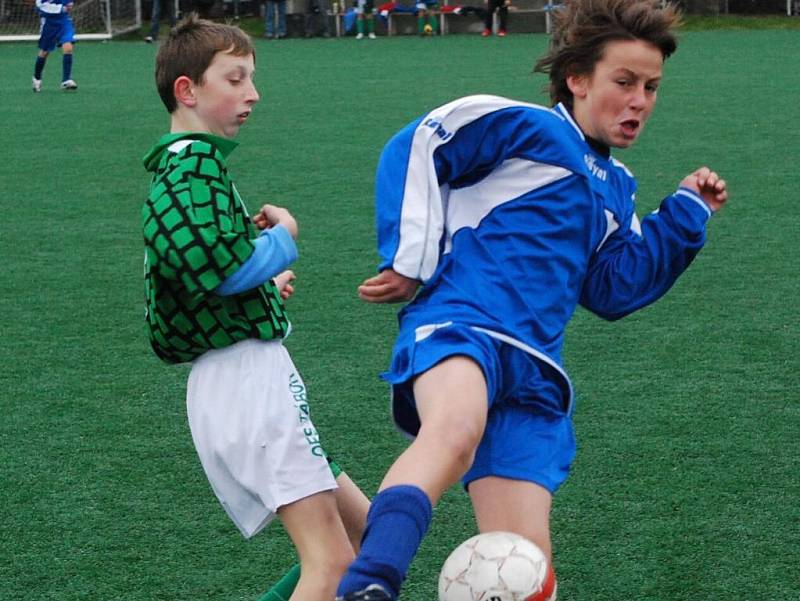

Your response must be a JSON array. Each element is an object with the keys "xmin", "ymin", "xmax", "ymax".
[
  {"xmin": 534, "ymin": 0, "xmax": 681, "ymax": 107},
  {"xmin": 155, "ymin": 13, "xmax": 255, "ymax": 113}
]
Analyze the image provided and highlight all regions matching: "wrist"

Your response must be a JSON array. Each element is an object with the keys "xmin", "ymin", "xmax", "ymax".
[{"xmin": 675, "ymin": 187, "xmax": 713, "ymax": 218}]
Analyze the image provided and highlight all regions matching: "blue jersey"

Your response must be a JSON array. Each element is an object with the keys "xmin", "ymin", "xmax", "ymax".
[
  {"xmin": 375, "ymin": 95, "xmax": 713, "ymax": 407},
  {"xmin": 36, "ymin": 0, "xmax": 72, "ymax": 21}
]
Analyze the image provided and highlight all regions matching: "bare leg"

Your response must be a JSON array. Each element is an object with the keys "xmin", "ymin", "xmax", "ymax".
[
  {"xmin": 336, "ymin": 357, "xmax": 489, "ymax": 598},
  {"xmin": 333, "ymin": 471, "xmax": 370, "ymax": 552},
  {"xmin": 378, "ymin": 356, "xmax": 488, "ymax": 502},
  {"xmin": 469, "ymin": 476, "xmax": 553, "ymax": 560},
  {"xmin": 277, "ymin": 490, "xmax": 354, "ymax": 601}
]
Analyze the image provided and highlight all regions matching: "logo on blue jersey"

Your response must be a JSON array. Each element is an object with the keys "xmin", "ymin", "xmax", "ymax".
[
  {"xmin": 584, "ymin": 154, "xmax": 608, "ymax": 181},
  {"xmin": 423, "ymin": 118, "xmax": 453, "ymax": 142}
]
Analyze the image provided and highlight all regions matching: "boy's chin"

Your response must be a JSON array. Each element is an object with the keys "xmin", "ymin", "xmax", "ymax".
[
  {"xmin": 610, "ymin": 133, "xmax": 640, "ymax": 149},
  {"xmin": 213, "ymin": 125, "xmax": 241, "ymax": 139}
]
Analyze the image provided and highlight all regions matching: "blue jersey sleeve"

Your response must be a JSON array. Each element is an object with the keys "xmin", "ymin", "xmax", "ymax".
[
  {"xmin": 215, "ymin": 224, "xmax": 298, "ymax": 296},
  {"xmin": 579, "ymin": 187, "xmax": 713, "ymax": 320},
  {"xmin": 375, "ymin": 95, "xmax": 582, "ymax": 282}
]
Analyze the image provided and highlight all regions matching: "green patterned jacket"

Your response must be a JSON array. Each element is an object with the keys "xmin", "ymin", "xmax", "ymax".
[{"xmin": 142, "ymin": 133, "xmax": 290, "ymax": 364}]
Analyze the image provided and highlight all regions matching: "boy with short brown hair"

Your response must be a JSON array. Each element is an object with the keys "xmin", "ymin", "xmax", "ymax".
[{"xmin": 142, "ymin": 15, "xmax": 369, "ymax": 601}]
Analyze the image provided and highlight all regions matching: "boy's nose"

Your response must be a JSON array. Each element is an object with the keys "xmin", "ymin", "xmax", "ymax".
[
  {"xmin": 629, "ymin": 86, "xmax": 647, "ymax": 110},
  {"xmin": 246, "ymin": 81, "xmax": 260, "ymax": 104}
]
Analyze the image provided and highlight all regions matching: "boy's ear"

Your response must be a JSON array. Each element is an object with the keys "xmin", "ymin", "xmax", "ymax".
[
  {"xmin": 173, "ymin": 75, "xmax": 197, "ymax": 108},
  {"xmin": 566, "ymin": 73, "xmax": 588, "ymax": 100}
]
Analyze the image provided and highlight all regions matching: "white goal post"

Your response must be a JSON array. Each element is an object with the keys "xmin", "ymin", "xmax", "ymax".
[{"xmin": 0, "ymin": 0, "xmax": 142, "ymax": 41}]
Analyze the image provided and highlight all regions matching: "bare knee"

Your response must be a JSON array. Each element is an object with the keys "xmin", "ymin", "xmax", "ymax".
[
  {"xmin": 413, "ymin": 356, "xmax": 488, "ymax": 475},
  {"xmin": 278, "ymin": 491, "xmax": 356, "ymax": 594},
  {"xmin": 418, "ymin": 415, "xmax": 483, "ymax": 475},
  {"xmin": 292, "ymin": 547, "xmax": 355, "ymax": 599},
  {"xmin": 297, "ymin": 546, "xmax": 354, "ymax": 592}
]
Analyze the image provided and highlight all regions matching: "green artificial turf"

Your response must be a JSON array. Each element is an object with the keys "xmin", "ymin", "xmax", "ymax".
[{"xmin": 1, "ymin": 28, "xmax": 797, "ymax": 600}]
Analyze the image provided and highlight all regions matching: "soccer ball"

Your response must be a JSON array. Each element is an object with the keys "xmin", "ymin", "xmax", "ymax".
[
  {"xmin": 438, "ymin": 531, "xmax": 554, "ymax": 601},
  {"xmin": 423, "ymin": 23, "xmax": 433, "ymax": 35}
]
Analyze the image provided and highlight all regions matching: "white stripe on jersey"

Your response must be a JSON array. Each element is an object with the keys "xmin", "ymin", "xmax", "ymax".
[
  {"xmin": 596, "ymin": 208, "xmax": 643, "ymax": 252},
  {"xmin": 597, "ymin": 209, "xmax": 621, "ymax": 252},
  {"xmin": 443, "ymin": 158, "xmax": 572, "ymax": 253},
  {"xmin": 36, "ymin": 0, "xmax": 64, "ymax": 14},
  {"xmin": 394, "ymin": 95, "xmax": 553, "ymax": 282},
  {"xmin": 553, "ymin": 103, "xmax": 585, "ymax": 140}
]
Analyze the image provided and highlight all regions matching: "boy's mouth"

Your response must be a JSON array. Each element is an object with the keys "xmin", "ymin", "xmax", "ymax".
[
  {"xmin": 237, "ymin": 111, "xmax": 251, "ymax": 124},
  {"xmin": 620, "ymin": 119, "xmax": 640, "ymax": 138}
]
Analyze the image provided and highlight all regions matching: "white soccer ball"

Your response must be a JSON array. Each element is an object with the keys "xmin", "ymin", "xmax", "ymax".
[{"xmin": 438, "ymin": 531, "xmax": 553, "ymax": 601}]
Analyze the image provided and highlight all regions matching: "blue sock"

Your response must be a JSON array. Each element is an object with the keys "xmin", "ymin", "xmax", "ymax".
[
  {"xmin": 62, "ymin": 53, "xmax": 73, "ymax": 82},
  {"xmin": 34, "ymin": 56, "xmax": 46, "ymax": 79},
  {"xmin": 337, "ymin": 485, "xmax": 432, "ymax": 600}
]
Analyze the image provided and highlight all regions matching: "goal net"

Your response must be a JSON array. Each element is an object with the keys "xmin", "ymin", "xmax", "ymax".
[{"xmin": 0, "ymin": 0, "xmax": 142, "ymax": 41}]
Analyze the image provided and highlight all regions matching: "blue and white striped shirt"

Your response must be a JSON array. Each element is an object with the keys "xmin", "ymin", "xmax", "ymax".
[{"xmin": 374, "ymin": 95, "xmax": 712, "ymax": 404}]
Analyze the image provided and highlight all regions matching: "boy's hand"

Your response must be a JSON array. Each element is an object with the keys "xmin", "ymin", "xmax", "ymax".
[
  {"xmin": 680, "ymin": 167, "xmax": 728, "ymax": 213},
  {"xmin": 358, "ymin": 269, "xmax": 420, "ymax": 303},
  {"xmin": 273, "ymin": 270, "xmax": 296, "ymax": 301},
  {"xmin": 253, "ymin": 204, "xmax": 298, "ymax": 239}
]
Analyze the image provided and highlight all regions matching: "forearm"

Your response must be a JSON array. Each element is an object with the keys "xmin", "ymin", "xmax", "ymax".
[
  {"xmin": 216, "ymin": 225, "xmax": 298, "ymax": 296},
  {"xmin": 580, "ymin": 188, "xmax": 711, "ymax": 320}
]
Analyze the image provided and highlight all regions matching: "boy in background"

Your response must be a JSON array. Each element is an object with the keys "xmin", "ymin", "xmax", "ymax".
[
  {"xmin": 482, "ymin": 0, "xmax": 509, "ymax": 36},
  {"xmin": 32, "ymin": 0, "xmax": 78, "ymax": 91},
  {"xmin": 141, "ymin": 15, "xmax": 369, "ymax": 601},
  {"xmin": 415, "ymin": 0, "xmax": 437, "ymax": 35},
  {"xmin": 355, "ymin": 0, "xmax": 377, "ymax": 39},
  {"xmin": 337, "ymin": 1, "xmax": 728, "ymax": 599}
]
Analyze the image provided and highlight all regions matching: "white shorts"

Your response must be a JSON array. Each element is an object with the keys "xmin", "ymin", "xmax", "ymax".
[{"xmin": 186, "ymin": 339, "xmax": 337, "ymax": 539}]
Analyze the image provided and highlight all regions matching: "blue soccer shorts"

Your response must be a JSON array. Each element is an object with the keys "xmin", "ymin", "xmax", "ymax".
[
  {"xmin": 38, "ymin": 17, "xmax": 75, "ymax": 52},
  {"xmin": 387, "ymin": 322, "xmax": 576, "ymax": 494}
]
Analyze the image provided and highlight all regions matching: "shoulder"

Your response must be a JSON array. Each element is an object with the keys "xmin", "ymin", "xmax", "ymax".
[
  {"xmin": 167, "ymin": 138, "xmax": 225, "ymax": 161},
  {"xmin": 162, "ymin": 138, "xmax": 229, "ymax": 178},
  {"xmin": 427, "ymin": 94, "xmax": 559, "ymax": 129},
  {"xmin": 427, "ymin": 95, "xmax": 577, "ymax": 152},
  {"xmin": 610, "ymin": 156, "xmax": 635, "ymax": 179}
]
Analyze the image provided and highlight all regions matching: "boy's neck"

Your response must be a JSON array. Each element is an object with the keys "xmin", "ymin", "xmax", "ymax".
[
  {"xmin": 563, "ymin": 103, "xmax": 610, "ymax": 158},
  {"xmin": 170, "ymin": 107, "xmax": 218, "ymax": 136}
]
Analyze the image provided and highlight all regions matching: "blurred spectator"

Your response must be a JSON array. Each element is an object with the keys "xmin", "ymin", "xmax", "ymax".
[
  {"xmin": 355, "ymin": 0, "xmax": 376, "ymax": 38},
  {"xmin": 482, "ymin": 0, "xmax": 509, "ymax": 36},
  {"xmin": 305, "ymin": 0, "xmax": 331, "ymax": 37},
  {"xmin": 264, "ymin": 0, "xmax": 287, "ymax": 38},
  {"xmin": 416, "ymin": 0, "xmax": 437, "ymax": 35},
  {"xmin": 144, "ymin": 0, "xmax": 177, "ymax": 42}
]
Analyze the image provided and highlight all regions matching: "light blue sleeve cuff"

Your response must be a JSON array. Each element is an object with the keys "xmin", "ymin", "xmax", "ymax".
[
  {"xmin": 216, "ymin": 224, "xmax": 298, "ymax": 296},
  {"xmin": 676, "ymin": 187, "xmax": 713, "ymax": 219}
]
